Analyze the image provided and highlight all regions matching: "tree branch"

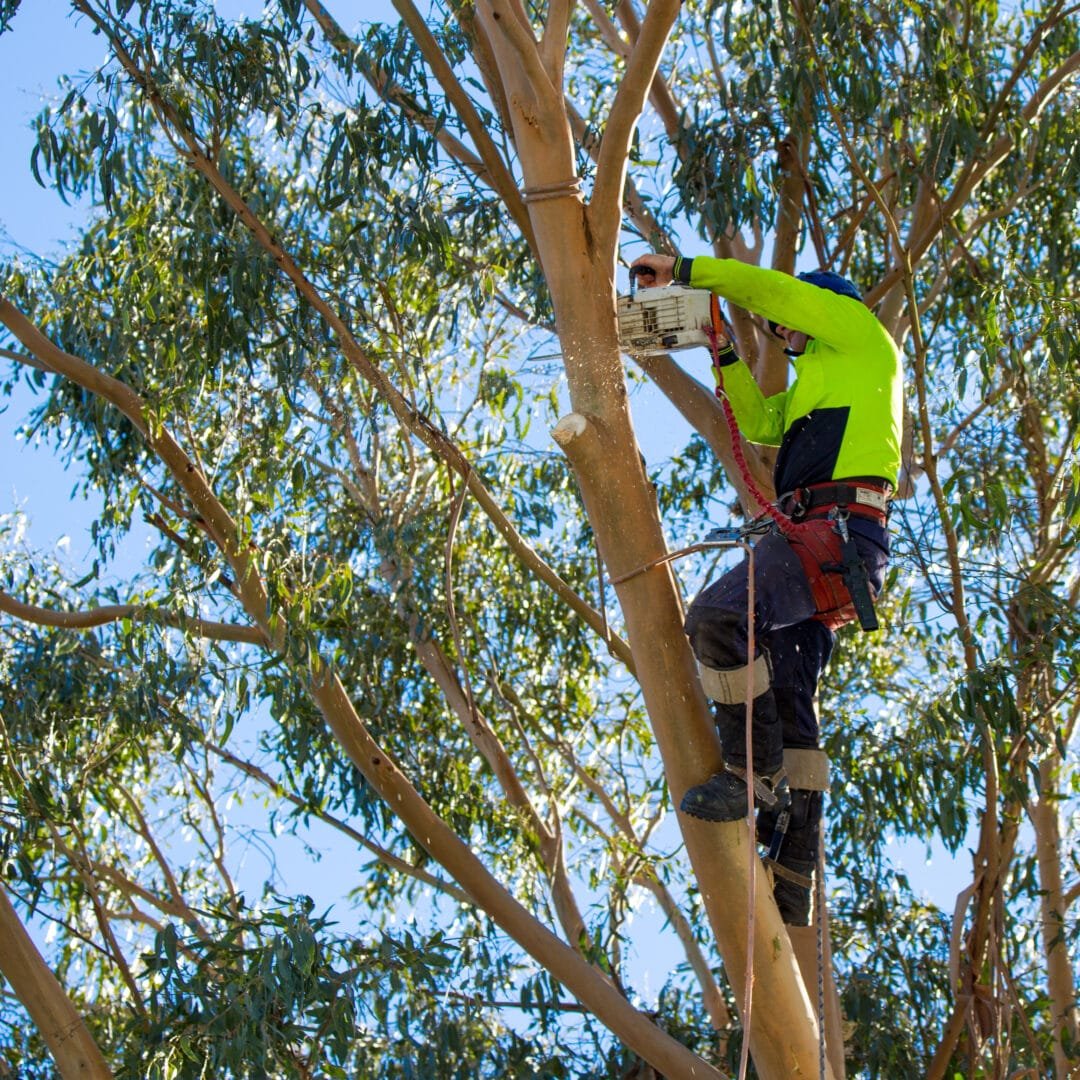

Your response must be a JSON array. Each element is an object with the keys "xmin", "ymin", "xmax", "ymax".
[
  {"xmin": 556, "ymin": 737, "xmax": 732, "ymax": 1032},
  {"xmin": 475, "ymin": 0, "xmax": 553, "ymax": 101},
  {"xmin": 590, "ymin": 0, "xmax": 680, "ymax": 252},
  {"xmin": 0, "ymin": 300, "xmax": 277, "ymax": 658},
  {"xmin": 540, "ymin": 0, "xmax": 573, "ymax": 84},
  {"xmin": 0, "ymin": 884, "xmax": 113, "ymax": 1080},
  {"xmin": 0, "ymin": 588, "xmax": 266, "ymax": 645}
]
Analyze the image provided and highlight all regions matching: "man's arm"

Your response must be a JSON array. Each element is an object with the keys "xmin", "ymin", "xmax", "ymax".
[
  {"xmin": 682, "ymin": 257, "xmax": 879, "ymax": 353},
  {"xmin": 630, "ymin": 254, "xmax": 882, "ymax": 353},
  {"xmin": 629, "ymin": 255, "xmax": 787, "ymax": 444},
  {"xmin": 718, "ymin": 360, "xmax": 787, "ymax": 446}
]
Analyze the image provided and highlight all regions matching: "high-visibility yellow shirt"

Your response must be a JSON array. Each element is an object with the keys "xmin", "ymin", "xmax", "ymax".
[{"xmin": 684, "ymin": 257, "xmax": 904, "ymax": 493}]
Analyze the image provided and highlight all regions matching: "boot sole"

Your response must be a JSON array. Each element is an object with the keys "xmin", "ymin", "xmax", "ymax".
[
  {"xmin": 678, "ymin": 799, "xmax": 748, "ymax": 822},
  {"xmin": 679, "ymin": 795, "xmax": 792, "ymax": 822}
]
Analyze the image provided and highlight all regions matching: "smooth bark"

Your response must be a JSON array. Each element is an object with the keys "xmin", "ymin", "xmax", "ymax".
[{"xmin": 0, "ymin": 885, "xmax": 113, "ymax": 1079}]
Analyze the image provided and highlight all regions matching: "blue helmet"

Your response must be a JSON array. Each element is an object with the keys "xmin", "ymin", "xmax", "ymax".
[{"xmin": 797, "ymin": 269, "xmax": 862, "ymax": 301}]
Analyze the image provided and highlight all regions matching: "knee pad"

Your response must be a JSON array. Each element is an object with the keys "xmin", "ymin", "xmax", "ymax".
[
  {"xmin": 684, "ymin": 606, "xmax": 748, "ymax": 671},
  {"xmin": 697, "ymin": 654, "xmax": 770, "ymax": 706}
]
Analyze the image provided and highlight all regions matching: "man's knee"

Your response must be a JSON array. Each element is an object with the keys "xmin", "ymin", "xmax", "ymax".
[{"xmin": 684, "ymin": 605, "xmax": 747, "ymax": 671}]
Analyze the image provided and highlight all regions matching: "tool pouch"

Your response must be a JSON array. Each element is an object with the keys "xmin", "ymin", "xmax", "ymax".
[{"xmin": 787, "ymin": 517, "xmax": 879, "ymax": 632}]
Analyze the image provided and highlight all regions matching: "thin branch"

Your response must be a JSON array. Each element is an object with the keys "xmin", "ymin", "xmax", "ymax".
[
  {"xmin": 204, "ymin": 741, "xmax": 474, "ymax": 905},
  {"xmin": 113, "ymin": 787, "xmax": 204, "ymax": 933},
  {"xmin": 581, "ymin": 0, "xmax": 629, "ymax": 58},
  {"xmin": 79, "ymin": 855, "xmax": 206, "ymax": 936},
  {"xmin": 443, "ymin": 470, "xmax": 480, "ymax": 726},
  {"xmin": 932, "ymin": 383, "xmax": 1014, "ymax": 461},
  {"xmin": 547, "ymin": 734, "xmax": 731, "ymax": 1030},
  {"xmin": 0, "ymin": 588, "xmax": 266, "ymax": 645},
  {"xmin": 46, "ymin": 823, "xmax": 147, "ymax": 1016},
  {"xmin": 182, "ymin": 762, "xmax": 243, "ymax": 918},
  {"xmin": 632, "ymin": 870, "xmax": 733, "ymax": 1033},
  {"xmin": 0, "ymin": 344, "xmax": 53, "ymax": 373},
  {"xmin": 590, "ymin": 0, "xmax": 681, "ymax": 251}
]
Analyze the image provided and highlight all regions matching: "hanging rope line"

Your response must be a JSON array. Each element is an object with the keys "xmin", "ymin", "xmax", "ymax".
[
  {"xmin": 737, "ymin": 544, "xmax": 757, "ymax": 1080},
  {"xmin": 816, "ymin": 820, "xmax": 828, "ymax": 1080}
]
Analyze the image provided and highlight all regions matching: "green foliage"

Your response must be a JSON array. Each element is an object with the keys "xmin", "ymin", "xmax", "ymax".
[{"xmin": 1, "ymin": 0, "xmax": 1078, "ymax": 1076}]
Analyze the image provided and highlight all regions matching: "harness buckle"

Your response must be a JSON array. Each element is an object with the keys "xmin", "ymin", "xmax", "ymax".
[
  {"xmin": 779, "ymin": 487, "xmax": 809, "ymax": 519},
  {"xmin": 829, "ymin": 506, "xmax": 851, "ymax": 541}
]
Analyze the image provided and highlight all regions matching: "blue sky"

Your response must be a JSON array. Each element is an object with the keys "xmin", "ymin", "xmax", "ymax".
[
  {"xmin": 2, "ymin": 4, "xmax": 109, "ymax": 563},
  {"xmin": 1, "ymin": 2, "xmax": 402, "ymax": 564}
]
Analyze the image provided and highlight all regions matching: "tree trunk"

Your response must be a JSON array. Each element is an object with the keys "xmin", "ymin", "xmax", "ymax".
[
  {"xmin": 789, "ymin": 921, "xmax": 846, "ymax": 1079},
  {"xmin": 550, "ymin": 282, "xmax": 832, "ymax": 1080},
  {"xmin": 1032, "ymin": 759, "xmax": 1079, "ymax": 1079},
  {"xmin": 0, "ymin": 884, "xmax": 113, "ymax": 1079},
  {"xmin": 468, "ymin": 0, "xmax": 834, "ymax": 1070}
]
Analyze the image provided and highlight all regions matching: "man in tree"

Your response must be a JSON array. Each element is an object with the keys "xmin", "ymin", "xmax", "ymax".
[{"xmin": 630, "ymin": 253, "xmax": 904, "ymax": 924}]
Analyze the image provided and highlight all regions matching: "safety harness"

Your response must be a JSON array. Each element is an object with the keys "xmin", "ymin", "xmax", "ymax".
[{"xmin": 707, "ymin": 330, "xmax": 885, "ymax": 633}]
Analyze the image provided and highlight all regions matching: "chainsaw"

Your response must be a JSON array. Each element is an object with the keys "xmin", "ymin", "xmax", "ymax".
[{"xmin": 616, "ymin": 268, "xmax": 726, "ymax": 356}]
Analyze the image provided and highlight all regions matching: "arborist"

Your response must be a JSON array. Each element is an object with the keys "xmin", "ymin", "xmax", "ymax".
[{"xmin": 630, "ymin": 253, "xmax": 904, "ymax": 925}]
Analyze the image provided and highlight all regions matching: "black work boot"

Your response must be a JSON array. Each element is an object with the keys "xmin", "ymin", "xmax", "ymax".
[
  {"xmin": 680, "ymin": 764, "xmax": 790, "ymax": 822},
  {"xmin": 680, "ymin": 692, "xmax": 790, "ymax": 822}
]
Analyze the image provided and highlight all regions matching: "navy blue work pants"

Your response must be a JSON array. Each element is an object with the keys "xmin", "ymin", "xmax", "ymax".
[{"xmin": 684, "ymin": 521, "xmax": 889, "ymax": 748}]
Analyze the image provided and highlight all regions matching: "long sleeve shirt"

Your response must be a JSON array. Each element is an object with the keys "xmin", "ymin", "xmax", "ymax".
[{"xmin": 680, "ymin": 257, "xmax": 904, "ymax": 494}]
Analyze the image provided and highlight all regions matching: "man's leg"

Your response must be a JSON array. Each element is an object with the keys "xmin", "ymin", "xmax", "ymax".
[
  {"xmin": 679, "ymin": 618, "xmax": 789, "ymax": 821},
  {"xmin": 756, "ymin": 620, "xmax": 833, "ymax": 924},
  {"xmin": 680, "ymin": 533, "xmax": 818, "ymax": 822}
]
